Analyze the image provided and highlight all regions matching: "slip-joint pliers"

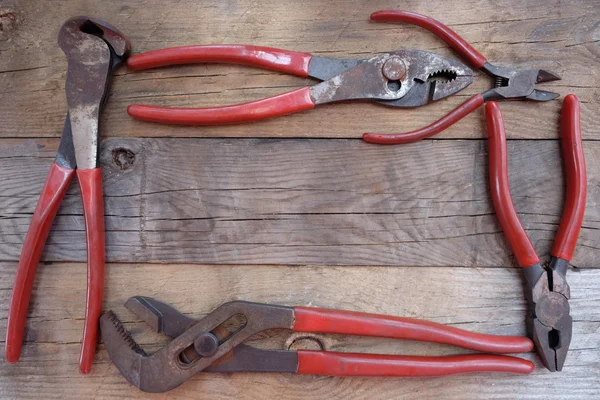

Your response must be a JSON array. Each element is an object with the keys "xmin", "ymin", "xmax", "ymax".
[{"xmin": 125, "ymin": 39, "xmax": 474, "ymax": 125}]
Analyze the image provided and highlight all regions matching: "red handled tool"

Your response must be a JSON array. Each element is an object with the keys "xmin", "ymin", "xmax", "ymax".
[
  {"xmin": 5, "ymin": 17, "xmax": 130, "ymax": 374},
  {"xmin": 362, "ymin": 10, "xmax": 561, "ymax": 144},
  {"xmin": 486, "ymin": 94, "xmax": 586, "ymax": 371},
  {"xmin": 101, "ymin": 297, "xmax": 534, "ymax": 393},
  {"xmin": 125, "ymin": 44, "xmax": 473, "ymax": 125}
]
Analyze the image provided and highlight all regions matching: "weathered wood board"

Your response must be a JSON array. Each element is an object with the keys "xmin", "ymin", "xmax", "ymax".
[
  {"xmin": 0, "ymin": 263, "xmax": 599, "ymax": 399},
  {"xmin": 1, "ymin": 137, "xmax": 599, "ymax": 267},
  {"xmin": 0, "ymin": 0, "xmax": 599, "ymax": 399}
]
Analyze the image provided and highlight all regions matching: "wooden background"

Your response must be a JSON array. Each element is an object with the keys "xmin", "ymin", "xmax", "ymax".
[{"xmin": 1, "ymin": 0, "xmax": 599, "ymax": 398}]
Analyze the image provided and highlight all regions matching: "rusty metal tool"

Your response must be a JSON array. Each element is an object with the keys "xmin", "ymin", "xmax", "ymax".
[
  {"xmin": 101, "ymin": 297, "xmax": 535, "ymax": 392},
  {"xmin": 125, "ymin": 44, "xmax": 473, "ymax": 125},
  {"xmin": 362, "ymin": 10, "xmax": 561, "ymax": 144},
  {"xmin": 5, "ymin": 17, "xmax": 130, "ymax": 374},
  {"xmin": 486, "ymin": 95, "xmax": 586, "ymax": 371}
]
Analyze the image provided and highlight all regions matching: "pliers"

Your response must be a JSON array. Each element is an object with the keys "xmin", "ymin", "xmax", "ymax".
[
  {"xmin": 125, "ymin": 43, "xmax": 473, "ymax": 125},
  {"xmin": 486, "ymin": 94, "xmax": 586, "ymax": 371},
  {"xmin": 5, "ymin": 17, "xmax": 130, "ymax": 374},
  {"xmin": 101, "ymin": 296, "xmax": 535, "ymax": 393},
  {"xmin": 362, "ymin": 10, "xmax": 561, "ymax": 144}
]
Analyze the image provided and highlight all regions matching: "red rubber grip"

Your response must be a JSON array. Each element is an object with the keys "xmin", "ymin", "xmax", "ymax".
[
  {"xmin": 297, "ymin": 351, "xmax": 534, "ymax": 376},
  {"xmin": 363, "ymin": 94, "xmax": 485, "ymax": 144},
  {"xmin": 76, "ymin": 168, "xmax": 106, "ymax": 374},
  {"xmin": 486, "ymin": 102, "xmax": 540, "ymax": 267},
  {"xmin": 293, "ymin": 307, "xmax": 533, "ymax": 354},
  {"xmin": 552, "ymin": 95, "xmax": 586, "ymax": 261},
  {"xmin": 126, "ymin": 45, "xmax": 312, "ymax": 77},
  {"xmin": 128, "ymin": 87, "xmax": 315, "ymax": 125},
  {"xmin": 5, "ymin": 163, "xmax": 75, "ymax": 364},
  {"xmin": 370, "ymin": 10, "xmax": 487, "ymax": 69}
]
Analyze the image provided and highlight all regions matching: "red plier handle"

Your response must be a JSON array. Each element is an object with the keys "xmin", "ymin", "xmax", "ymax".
[
  {"xmin": 486, "ymin": 95, "xmax": 585, "ymax": 266},
  {"xmin": 293, "ymin": 307, "xmax": 533, "ymax": 354},
  {"xmin": 298, "ymin": 352, "xmax": 533, "ymax": 376},
  {"xmin": 293, "ymin": 307, "xmax": 534, "ymax": 375},
  {"xmin": 126, "ymin": 45, "xmax": 316, "ymax": 125},
  {"xmin": 127, "ymin": 45, "xmax": 312, "ymax": 76},
  {"xmin": 371, "ymin": 11, "xmax": 487, "ymax": 68},
  {"xmin": 5, "ymin": 165, "xmax": 105, "ymax": 374},
  {"xmin": 5, "ymin": 163, "xmax": 74, "ymax": 364},
  {"xmin": 553, "ymin": 95, "xmax": 587, "ymax": 261}
]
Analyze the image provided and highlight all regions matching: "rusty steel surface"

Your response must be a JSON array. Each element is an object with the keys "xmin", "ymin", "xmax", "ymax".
[
  {"xmin": 57, "ymin": 17, "xmax": 130, "ymax": 170},
  {"xmin": 100, "ymin": 298, "xmax": 296, "ymax": 393},
  {"xmin": 309, "ymin": 50, "xmax": 472, "ymax": 108}
]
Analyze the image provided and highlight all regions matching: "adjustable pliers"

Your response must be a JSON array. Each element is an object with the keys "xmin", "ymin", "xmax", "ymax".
[
  {"xmin": 486, "ymin": 95, "xmax": 586, "ymax": 371},
  {"xmin": 101, "ymin": 297, "xmax": 535, "ymax": 393}
]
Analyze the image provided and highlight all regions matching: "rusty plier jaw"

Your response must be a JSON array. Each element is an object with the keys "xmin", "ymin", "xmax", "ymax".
[
  {"xmin": 481, "ymin": 62, "xmax": 561, "ymax": 102},
  {"xmin": 54, "ymin": 18, "xmax": 131, "ymax": 170},
  {"xmin": 309, "ymin": 50, "xmax": 473, "ymax": 107},
  {"xmin": 523, "ymin": 259, "xmax": 572, "ymax": 372},
  {"xmin": 100, "ymin": 300, "xmax": 295, "ymax": 393}
]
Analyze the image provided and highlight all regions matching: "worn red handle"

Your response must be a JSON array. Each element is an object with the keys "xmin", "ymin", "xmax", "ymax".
[
  {"xmin": 370, "ymin": 10, "xmax": 487, "ymax": 69},
  {"xmin": 127, "ymin": 45, "xmax": 312, "ymax": 77},
  {"xmin": 293, "ymin": 307, "xmax": 533, "ymax": 354},
  {"xmin": 5, "ymin": 163, "xmax": 75, "ymax": 364},
  {"xmin": 76, "ymin": 168, "xmax": 106, "ymax": 374},
  {"xmin": 297, "ymin": 351, "xmax": 534, "ymax": 376},
  {"xmin": 486, "ymin": 102, "xmax": 540, "ymax": 267},
  {"xmin": 362, "ymin": 94, "xmax": 485, "ymax": 144},
  {"xmin": 128, "ymin": 86, "xmax": 315, "ymax": 125},
  {"xmin": 552, "ymin": 94, "xmax": 586, "ymax": 261}
]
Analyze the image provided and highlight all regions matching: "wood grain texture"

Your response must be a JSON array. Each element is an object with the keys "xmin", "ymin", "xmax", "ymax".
[
  {"xmin": 0, "ymin": 0, "xmax": 598, "ymax": 140},
  {"xmin": 0, "ymin": 137, "xmax": 598, "ymax": 267},
  {"xmin": 1, "ymin": 262, "xmax": 599, "ymax": 399},
  {"xmin": 1, "ymin": 0, "xmax": 599, "ymax": 399}
]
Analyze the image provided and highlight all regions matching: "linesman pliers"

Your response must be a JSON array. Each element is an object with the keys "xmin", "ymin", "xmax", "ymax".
[
  {"xmin": 362, "ymin": 10, "xmax": 561, "ymax": 144},
  {"xmin": 125, "ymin": 42, "xmax": 473, "ymax": 124},
  {"xmin": 486, "ymin": 94, "xmax": 586, "ymax": 371},
  {"xmin": 5, "ymin": 17, "xmax": 130, "ymax": 374},
  {"xmin": 101, "ymin": 297, "xmax": 534, "ymax": 393}
]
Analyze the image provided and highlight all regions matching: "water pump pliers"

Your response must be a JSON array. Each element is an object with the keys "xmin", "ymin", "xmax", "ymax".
[
  {"xmin": 125, "ymin": 43, "xmax": 473, "ymax": 125},
  {"xmin": 101, "ymin": 297, "xmax": 535, "ymax": 393},
  {"xmin": 486, "ymin": 94, "xmax": 586, "ymax": 371},
  {"xmin": 5, "ymin": 17, "xmax": 130, "ymax": 374},
  {"xmin": 362, "ymin": 10, "xmax": 561, "ymax": 144}
]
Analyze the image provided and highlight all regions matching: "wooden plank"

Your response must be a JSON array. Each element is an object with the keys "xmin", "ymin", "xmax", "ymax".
[
  {"xmin": 0, "ymin": 262, "xmax": 599, "ymax": 399},
  {"xmin": 1, "ymin": 0, "xmax": 598, "ymax": 139},
  {"xmin": 0, "ymin": 137, "xmax": 598, "ymax": 267}
]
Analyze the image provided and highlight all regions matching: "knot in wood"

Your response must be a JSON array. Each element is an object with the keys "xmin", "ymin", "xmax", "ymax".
[
  {"xmin": 0, "ymin": 9, "xmax": 18, "ymax": 40},
  {"xmin": 112, "ymin": 147, "xmax": 136, "ymax": 170}
]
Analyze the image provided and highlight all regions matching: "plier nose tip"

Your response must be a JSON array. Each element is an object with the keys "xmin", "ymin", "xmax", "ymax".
[
  {"xmin": 537, "ymin": 69, "xmax": 561, "ymax": 83},
  {"xmin": 526, "ymin": 89, "xmax": 561, "ymax": 101},
  {"xmin": 429, "ymin": 74, "xmax": 474, "ymax": 102},
  {"xmin": 61, "ymin": 16, "xmax": 131, "ymax": 59},
  {"xmin": 424, "ymin": 56, "xmax": 474, "ymax": 101},
  {"xmin": 532, "ymin": 319, "xmax": 572, "ymax": 372},
  {"xmin": 125, "ymin": 296, "xmax": 195, "ymax": 337}
]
